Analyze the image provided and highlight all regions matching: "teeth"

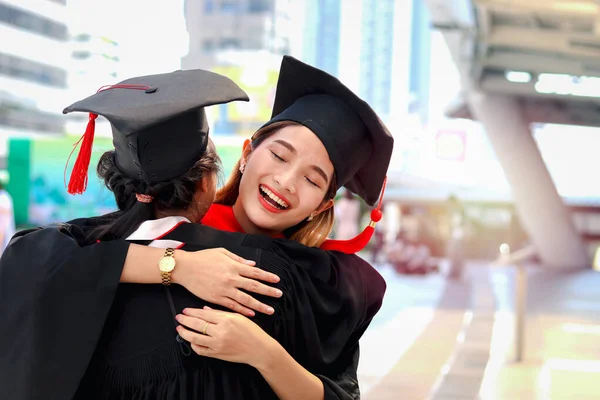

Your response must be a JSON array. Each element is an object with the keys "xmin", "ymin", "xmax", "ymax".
[{"xmin": 260, "ymin": 185, "xmax": 289, "ymax": 208}]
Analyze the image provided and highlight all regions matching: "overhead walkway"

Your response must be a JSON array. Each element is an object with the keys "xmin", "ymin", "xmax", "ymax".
[{"xmin": 422, "ymin": 0, "xmax": 596, "ymax": 270}]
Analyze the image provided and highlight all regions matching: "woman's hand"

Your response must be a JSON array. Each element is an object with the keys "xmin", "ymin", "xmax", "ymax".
[
  {"xmin": 175, "ymin": 306, "xmax": 278, "ymax": 369},
  {"xmin": 172, "ymin": 248, "xmax": 282, "ymax": 317}
]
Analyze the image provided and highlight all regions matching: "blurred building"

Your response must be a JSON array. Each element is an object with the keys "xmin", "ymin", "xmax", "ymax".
[
  {"xmin": 299, "ymin": 0, "xmax": 432, "ymax": 125},
  {"xmin": 65, "ymin": 30, "xmax": 120, "ymax": 137},
  {"xmin": 299, "ymin": 0, "xmax": 341, "ymax": 77},
  {"xmin": 0, "ymin": 0, "xmax": 70, "ymax": 137},
  {"xmin": 182, "ymin": 0, "xmax": 291, "ymax": 71},
  {"xmin": 182, "ymin": 0, "xmax": 293, "ymax": 136},
  {"xmin": 68, "ymin": 33, "xmax": 119, "ymax": 98}
]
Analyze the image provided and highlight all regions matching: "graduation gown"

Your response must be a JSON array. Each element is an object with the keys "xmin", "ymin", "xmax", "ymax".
[{"xmin": 0, "ymin": 213, "xmax": 385, "ymax": 399}]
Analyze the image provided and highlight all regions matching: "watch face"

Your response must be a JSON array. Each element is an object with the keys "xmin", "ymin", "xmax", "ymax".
[{"xmin": 158, "ymin": 256, "xmax": 176, "ymax": 272}]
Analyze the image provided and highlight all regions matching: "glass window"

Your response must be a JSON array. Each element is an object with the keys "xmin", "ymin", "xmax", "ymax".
[
  {"xmin": 202, "ymin": 40, "xmax": 214, "ymax": 53},
  {"xmin": 248, "ymin": 0, "xmax": 272, "ymax": 12},
  {"xmin": 72, "ymin": 50, "xmax": 91, "ymax": 60},
  {"xmin": 0, "ymin": 52, "xmax": 67, "ymax": 88},
  {"xmin": 0, "ymin": 3, "xmax": 67, "ymax": 40},
  {"xmin": 221, "ymin": 0, "xmax": 243, "ymax": 13},
  {"xmin": 0, "ymin": 102, "xmax": 64, "ymax": 133},
  {"xmin": 220, "ymin": 38, "xmax": 240, "ymax": 49},
  {"xmin": 73, "ymin": 33, "xmax": 92, "ymax": 42}
]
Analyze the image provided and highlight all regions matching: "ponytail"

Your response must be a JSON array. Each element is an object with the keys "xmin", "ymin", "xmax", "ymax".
[{"xmin": 87, "ymin": 140, "xmax": 220, "ymax": 243}]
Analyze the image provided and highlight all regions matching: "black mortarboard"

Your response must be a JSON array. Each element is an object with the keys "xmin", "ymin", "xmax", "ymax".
[
  {"xmin": 63, "ymin": 69, "xmax": 249, "ymax": 194},
  {"xmin": 262, "ymin": 56, "xmax": 394, "ymax": 206}
]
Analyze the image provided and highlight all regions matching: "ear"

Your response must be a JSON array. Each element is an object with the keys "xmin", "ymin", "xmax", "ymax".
[
  {"xmin": 241, "ymin": 138, "xmax": 252, "ymax": 163},
  {"xmin": 198, "ymin": 173, "xmax": 213, "ymax": 193},
  {"xmin": 313, "ymin": 198, "xmax": 334, "ymax": 216}
]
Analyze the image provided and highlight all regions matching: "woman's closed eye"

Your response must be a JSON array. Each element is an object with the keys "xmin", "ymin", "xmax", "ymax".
[
  {"xmin": 305, "ymin": 177, "xmax": 320, "ymax": 188},
  {"xmin": 270, "ymin": 151, "xmax": 285, "ymax": 162}
]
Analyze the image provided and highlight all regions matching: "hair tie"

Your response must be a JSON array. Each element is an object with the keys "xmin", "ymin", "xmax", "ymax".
[{"xmin": 135, "ymin": 193, "xmax": 154, "ymax": 203}]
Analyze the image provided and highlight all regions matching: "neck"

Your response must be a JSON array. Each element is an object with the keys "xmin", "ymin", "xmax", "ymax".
[
  {"xmin": 232, "ymin": 200, "xmax": 282, "ymax": 237},
  {"xmin": 155, "ymin": 208, "xmax": 197, "ymax": 222}
]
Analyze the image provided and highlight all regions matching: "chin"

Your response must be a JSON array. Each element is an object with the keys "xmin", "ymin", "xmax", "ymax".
[
  {"xmin": 249, "ymin": 214, "xmax": 279, "ymax": 232},
  {"xmin": 247, "ymin": 210, "xmax": 285, "ymax": 234}
]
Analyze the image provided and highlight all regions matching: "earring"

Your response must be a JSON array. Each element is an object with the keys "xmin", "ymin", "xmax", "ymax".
[
  {"xmin": 239, "ymin": 163, "xmax": 246, "ymax": 173},
  {"xmin": 307, "ymin": 213, "xmax": 315, "ymax": 222}
]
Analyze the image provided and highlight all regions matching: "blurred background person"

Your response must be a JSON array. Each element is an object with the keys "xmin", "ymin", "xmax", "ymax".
[
  {"xmin": 334, "ymin": 188, "xmax": 360, "ymax": 240},
  {"xmin": 446, "ymin": 194, "xmax": 467, "ymax": 280},
  {"xmin": 385, "ymin": 205, "xmax": 439, "ymax": 275}
]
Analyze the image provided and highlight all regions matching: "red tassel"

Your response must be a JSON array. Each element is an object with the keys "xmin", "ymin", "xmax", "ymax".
[
  {"xmin": 66, "ymin": 113, "xmax": 98, "ymax": 194},
  {"xmin": 320, "ymin": 177, "xmax": 388, "ymax": 254},
  {"xmin": 63, "ymin": 83, "xmax": 151, "ymax": 195}
]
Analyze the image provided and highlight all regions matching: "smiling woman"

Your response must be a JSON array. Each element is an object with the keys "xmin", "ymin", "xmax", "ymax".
[
  {"xmin": 236, "ymin": 123, "xmax": 336, "ymax": 238},
  {"xmin": 213, "ymin": 120, "xmax": 339, "ymax": 247},
  {"xmin": 207, "ymin": 56, "xmax": 393, "ymax": 252}
]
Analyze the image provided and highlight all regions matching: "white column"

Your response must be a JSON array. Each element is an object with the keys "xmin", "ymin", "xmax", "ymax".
[{"xmin": 468, "ymin": 92, "xmax": 589, "ymax": 270}]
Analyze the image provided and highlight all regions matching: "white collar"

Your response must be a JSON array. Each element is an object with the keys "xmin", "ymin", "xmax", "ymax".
[{"xmin": 126, "ymin": 216, "xmax": 190, "ymax": 248}]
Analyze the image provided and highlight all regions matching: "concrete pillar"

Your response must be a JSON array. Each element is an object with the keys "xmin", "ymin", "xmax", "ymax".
[{"xmin": 468, "ymin": 92, "xmax": 589, "ymax": 270}]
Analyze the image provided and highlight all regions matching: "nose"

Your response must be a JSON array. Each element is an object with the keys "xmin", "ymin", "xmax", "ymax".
[{"xmin": 273, "ymin": 169, "xmax": 296, "ymax": 194}]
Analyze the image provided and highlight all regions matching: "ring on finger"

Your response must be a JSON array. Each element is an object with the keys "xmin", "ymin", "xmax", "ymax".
[{"xmin": 202, "ymin": 321, "xmax": 209, "ymax": 336}]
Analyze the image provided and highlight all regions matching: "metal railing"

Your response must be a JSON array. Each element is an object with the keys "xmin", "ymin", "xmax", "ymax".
[{"xmin": 492, "ymin": 243, "xmax": 537, "ymax": 362}]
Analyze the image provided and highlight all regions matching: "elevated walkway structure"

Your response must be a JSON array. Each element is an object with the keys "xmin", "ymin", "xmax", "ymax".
[{"xmin": 423, "ymin": 0, "xmax": 597, "ymax": 270}]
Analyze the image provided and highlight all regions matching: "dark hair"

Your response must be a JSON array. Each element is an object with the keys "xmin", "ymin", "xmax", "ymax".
[{"xmin": 87, "ymin": 140, "xmax": 221, "ymax": 243}]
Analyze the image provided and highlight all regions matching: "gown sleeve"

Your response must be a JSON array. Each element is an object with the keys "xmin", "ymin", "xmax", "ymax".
[
  {"xmin": 318, "ymin": 251, "xmax": 386, "ymax": 400},
  {"xmin": 0, "ymin": 223, "xmax": 130, "ymax": 400},
  {"xmin": 242, "ymin": 236, "xmax": 387, "ymax": 400}
]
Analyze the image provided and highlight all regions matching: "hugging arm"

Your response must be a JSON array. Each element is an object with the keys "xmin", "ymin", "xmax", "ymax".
[
  {"xmin": 0, "ymin": 220, "xmax": 283, "ymax": 399},
  {"xmin": 176, "ymin": 245, "xmax": 387, "ymax": 400}
]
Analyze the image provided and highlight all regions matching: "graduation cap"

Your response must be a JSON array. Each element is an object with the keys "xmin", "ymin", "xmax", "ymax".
[
  {"xmin": 262, "ymin": 56, "xmax": 394, "ymax": 254},
  {"xmin": 262, "ymin": 55, "xmax": 393, "ymax": 206},
  {"xmin": 63, "ymin": 69, "xmax": 249, "ymax": 195}
]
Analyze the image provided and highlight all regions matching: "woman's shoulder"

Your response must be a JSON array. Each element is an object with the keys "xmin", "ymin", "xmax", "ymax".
[
  {"xmin": 243, "ymin": 235, "xmax": 386, "ymax": 309},
  {"xmin": 327, "ymin": 251, "xmax": 387, "ymax": 309}
]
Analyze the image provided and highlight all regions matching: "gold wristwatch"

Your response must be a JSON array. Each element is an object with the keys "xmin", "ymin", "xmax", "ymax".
[{"xmin": 158, "ymin": 247, "xmax": 176, "ymax": 286}]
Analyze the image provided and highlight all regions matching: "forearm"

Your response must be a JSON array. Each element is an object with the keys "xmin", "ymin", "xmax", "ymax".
[
  {"xmin": 256, "ymin": 341, "xmax": 324, "ymax": 400},
  {"xmin": 120, "ymin": 244, "xmax": 187, "ymax": 284}
]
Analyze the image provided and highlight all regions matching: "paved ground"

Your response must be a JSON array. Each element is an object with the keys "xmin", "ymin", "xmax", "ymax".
[{"xmin": 357, "ymin": 259, "xmax": 600, "ymax": 399}]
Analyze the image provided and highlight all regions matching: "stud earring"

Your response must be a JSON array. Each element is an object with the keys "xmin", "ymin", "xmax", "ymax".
[
  {"xmin": 239, "ymin": 163, "xmax": 246, "ymax": 173},
  {"xmin": 307, "ymin": 214, "xmax": 315, "ymax": 222}
]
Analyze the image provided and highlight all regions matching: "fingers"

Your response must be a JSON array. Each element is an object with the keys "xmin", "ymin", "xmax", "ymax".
[
  {"xmin": 231, "ymin": 289, "xmax": 275, "ymax": 315},
  {"xmin": 176, "ymin": 325, "xmax": 213, "ymax": 348},
  {"xmin": 240, "ymin": 265, "xmax": 280, "ymax": 283},
  {"xmin": 239, "ymin": 277, "xmax": 282, "ymax": 298},
  {"xmin": 214, "ymin": 297, "xmax": 256, "ymax": 317},
  {"xmin": 220, "ymin": 248, "xmax": 256, "ymax": 266},
  {"xmin": 176, "ymin": 313, "xmax": 214, "ymax": 334},
  {"xmin": 220, "ymin": 248, "xmax": 281, "ymax": 284},
  {"xmin": 190, "ymin": 343, "xmax": 213, "ymax": 357},
  {"xmin": 181, "ymin": 308, "xmax": 220, "ymax": 324}
]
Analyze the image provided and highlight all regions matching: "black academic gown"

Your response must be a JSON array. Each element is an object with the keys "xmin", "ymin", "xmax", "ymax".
[{"xmin": 0, "ymin": 219, "xmax": 385, "ymax": 400}]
